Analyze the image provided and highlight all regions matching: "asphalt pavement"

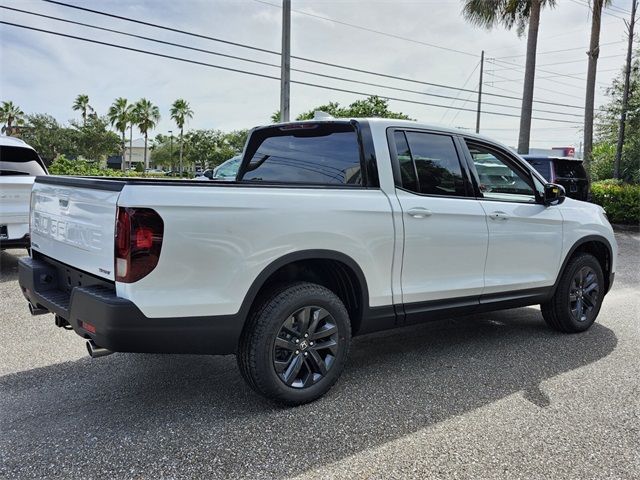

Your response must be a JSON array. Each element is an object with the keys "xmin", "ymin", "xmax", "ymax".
[{"xmin": 1, "ymin": 231, "xmax": 638, "ymax": 479}]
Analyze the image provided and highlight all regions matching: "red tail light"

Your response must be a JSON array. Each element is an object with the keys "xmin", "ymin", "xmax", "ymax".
[{"xmin": 115, "ymin": 207, "xmax": 164, "ymax": 283}]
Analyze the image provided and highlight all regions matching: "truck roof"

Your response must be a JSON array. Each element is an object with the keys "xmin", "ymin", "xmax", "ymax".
[
  {"xmin": 265, "ymin": 117, "xmax": 509, "ymax": 149},
  {"xmin": 0, "ymin": 135, "xmax": 35, "ymax": 150}
]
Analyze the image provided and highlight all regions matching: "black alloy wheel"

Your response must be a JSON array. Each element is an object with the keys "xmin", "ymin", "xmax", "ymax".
[
  {"xmin": 541, "ymin": 252, "xmax": 605, "ymax": 333},
  {"xmin": 569, "ymin": 266, "xmax": 600, "ymax": 323},
  {"xmin": 273, "ymin": 306, "xmax": 339, "ymax": 388}
]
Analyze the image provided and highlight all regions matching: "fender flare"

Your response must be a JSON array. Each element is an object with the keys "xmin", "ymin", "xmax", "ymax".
[
  {"xmin": 236, "ymin": 249, "xmax": 371, "ymax": 320},
  {"xmin": 553, "ymin": 235, "xmax": 614, "ymax": 294}
]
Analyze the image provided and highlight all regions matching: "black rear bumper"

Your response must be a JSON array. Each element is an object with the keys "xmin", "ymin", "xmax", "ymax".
[
  {"xmin": 18, "ymin": 255, "xmax": 243, "ymax": 355},
  {"xmin": 0, "ymin": 234, "xmax": 30, "ymax": 249}
]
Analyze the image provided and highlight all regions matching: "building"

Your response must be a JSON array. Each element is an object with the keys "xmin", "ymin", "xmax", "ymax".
[{"xmin": 107, "ymin": 138, "xmax": 148, "ymax": 169}]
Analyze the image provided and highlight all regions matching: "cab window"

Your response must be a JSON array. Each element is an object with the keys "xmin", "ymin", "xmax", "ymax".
[
  {"xmin": 394, "ymin": 131, "xmax": 467, "ymax": 197},
  {"xmin": 466, "ymin": 142, "xmax": 536, "ymax": 203}
]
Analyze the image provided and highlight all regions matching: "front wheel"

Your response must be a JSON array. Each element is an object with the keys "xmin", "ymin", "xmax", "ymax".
[
  {"xmin": 237, "ymin": 282, "xmax": 351, "ymax": 405},
  {"xmin": 541, "ymin": 253, "xmax": 605, "ymax": 333}
]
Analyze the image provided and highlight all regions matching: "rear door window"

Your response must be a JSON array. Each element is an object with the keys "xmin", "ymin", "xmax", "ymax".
[
  {"xmin": 0, "ymin": 146, "xmax": 47, "ymax": 175},
  {"xmin": 394, "ymin": 131, "xmax": 467, "ymax": 197},
  {"xmin": 240, "ymin": 123, "xmax": 362, "ymax": 185}
]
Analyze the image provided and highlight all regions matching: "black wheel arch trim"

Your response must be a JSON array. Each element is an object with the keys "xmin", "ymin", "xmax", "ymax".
[
  {"xmin": 236, "ymin": 249, "xmax": 373, "ymax": 331},
  {"xmin": 554, "ymin": 235, "xmax": 614, "ymax": 294}
]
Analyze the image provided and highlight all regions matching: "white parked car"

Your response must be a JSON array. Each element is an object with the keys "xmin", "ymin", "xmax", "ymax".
[
  {"xmin": 19, "ymin": 118, "xmax": 617, "ymax": 405},
  {"xmin": 0, "ymin": 136, "xmax": 47, "ymax": 249}
]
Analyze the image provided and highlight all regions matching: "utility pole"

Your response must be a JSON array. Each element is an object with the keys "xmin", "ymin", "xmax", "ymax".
[
  {"xmin": 280, "ymin": 0, "xmax": 291, "ymax": 122},
  {"xmin": 614, "ymin": 0, "xmax": 637, "ymax": 179},
  {"xmin": 128, "ymin": 124, "xmax": 133, "ymax": 170},
  {"xmin": 476, "ymin": 50, "xmax": 485, "ymax": 134},
  {"xmin": 169, "ymin": 130, "xmax": 174, "ymax": 172}
]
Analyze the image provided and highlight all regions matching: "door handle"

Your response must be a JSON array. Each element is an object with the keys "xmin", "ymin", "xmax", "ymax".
[
  {"xmin": 489, "ymin": 211, "xmax": 509, "ymax": 221},
  {"xmin": 407, "ymin": 207, "xmax": 432, "ymax": 218}
]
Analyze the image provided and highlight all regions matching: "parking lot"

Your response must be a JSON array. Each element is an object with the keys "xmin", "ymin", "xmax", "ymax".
[{"xmin": 0, "ymin": 230, "xmax": 638, "ymax": 479}]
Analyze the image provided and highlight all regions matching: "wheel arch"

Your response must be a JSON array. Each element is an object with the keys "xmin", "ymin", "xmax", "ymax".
[
  {"xmin": 554, "ymin": 235, "xmax": 614, "ymax": 295},
  {"xmin": 238, "ymin": 250, "xmax": 371, "ymax": 335}
]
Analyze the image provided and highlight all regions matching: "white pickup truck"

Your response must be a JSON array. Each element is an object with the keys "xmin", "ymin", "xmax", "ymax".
[
  {"xmin": 0, "ymin": 136, "xmax": 48, "ymax": 249},
  {"xmin": 19, "ymin": 118, "xmax": 617, "ymax": 405}
]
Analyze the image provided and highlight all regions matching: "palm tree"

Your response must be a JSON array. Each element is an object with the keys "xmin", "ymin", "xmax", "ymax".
[
  {"xmin": 72, "ymin": 94, "xmax": 93, "ymax": 124},
  {"xmin": 583, "ymin": 0, "xmax": 612, "ymax": 170},
  {"xmin": 107, "ymin": 98, "xmax": 132, "ymax": 171},
  {"xmin": 132, "ymin": 98, "xmax": 161, "ymax": 170},
  {"xmin": 0, "ymin": 100, "xmax": 25, "ymax": 135},
  {"xmin": 462, "ymin": 0, "xmax": 557, "ymax": 154},
  {"xmin": 170, "ymin": 99, "xmax": 194, "ymax": 174}
]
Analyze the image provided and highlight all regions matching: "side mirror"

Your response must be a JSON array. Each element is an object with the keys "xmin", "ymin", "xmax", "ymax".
[
  {"xmin": 544, "ymin": 183, "xmax": 566, "ymax": 206},
  {"xmin": 204, "ymin": 170, "xmax": 213, "ymax": 179}
]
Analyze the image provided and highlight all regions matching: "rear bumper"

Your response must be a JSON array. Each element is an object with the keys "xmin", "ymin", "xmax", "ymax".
[
  {"xmin": 0, "ymin": 234, "xmax": 30, "ymax": 249},
  {"xmin": 18, "ymin": 255, "xmax": 243, "ymax": 355}
]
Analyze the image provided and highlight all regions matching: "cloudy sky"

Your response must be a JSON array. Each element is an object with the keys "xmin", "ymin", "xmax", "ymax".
[{"xmin": 1, "ymin": 0, "xmax": 635, "ymax": 149}]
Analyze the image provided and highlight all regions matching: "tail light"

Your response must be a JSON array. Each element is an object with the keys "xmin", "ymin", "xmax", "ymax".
[{"xmin": 115, "ymin": 207, "xmax": 164, "ymax": 283}]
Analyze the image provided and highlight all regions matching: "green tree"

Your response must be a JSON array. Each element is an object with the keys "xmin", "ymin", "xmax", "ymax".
[
  {"xmin": 72, "ymin": 94, "xmax": 93, "ymax": 125},
  {"xmin": 107, "ymin": 97, "xmax": 133, "ymax": 171},
  {"xmin": 149, "ymin": 134, "xmax": 175, "ymax": 170},
  {"xmin": 583, "ymin": 0, "xmax": 613, "ymax": 168},
  {"xmin": 595, "ymin": 44, "xmax": 640, "ymax": 183},
  {"xmin": 132, "ymin": 98, "xmax": 160, "ymax": 169},
  {"xmin": 183, "ymin": 129, "xmax": 248, "ymax": 170},
  {"xmin": 20, "ymin": 114, "xmax": 76, "ymax": 162},
  {"xmin": 70, "ymin": 116, "xmax": 120, "ymax": 162},
  {"xmin": 170, "ymin": 99, "xmax": 194, "ymax": 174},
  {"xmin": 462, "ymin": 0, "xmax": 557, "ymax": 154},
  {"xmin": 0, "ymin": 100, "xmax": 25, "ymax": 135},
  {"xmin": 273, "ymin": 96, "xmax": 413, "ymax": 122}
]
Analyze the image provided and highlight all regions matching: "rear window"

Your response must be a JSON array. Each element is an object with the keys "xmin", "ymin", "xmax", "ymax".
[
  {"xmin": 0, "ymin": 145, "xmax": 47, "ymax": 175},
  {"xmin": 554, "ymin": 160, "xmax": 586, "ymax": 179},
  {"xmin": 526, "ymin": 158, "xmax": 552, "ymax": 181},
  {"xmin": 240, "ymin": 123, "xmax": 362, "ymax": 185}
]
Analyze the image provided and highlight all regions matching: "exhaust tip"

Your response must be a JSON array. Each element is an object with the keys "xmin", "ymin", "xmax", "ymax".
[
  {"xmin": 28, "ymin": 303, "xmax": 48, "ymax": 316},
  {"xmin": 86, "ymin": 340, "xmax": 113, "ymax": 359}
]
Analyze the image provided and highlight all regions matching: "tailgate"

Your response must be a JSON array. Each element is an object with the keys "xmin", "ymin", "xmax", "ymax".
[
  {"xmin": 30, "ymin": 177, "xmax": 123, "ymax": 281},
  {"xmin": 0, "ymin": 176, "xmax": 34, "ymax": 232}
]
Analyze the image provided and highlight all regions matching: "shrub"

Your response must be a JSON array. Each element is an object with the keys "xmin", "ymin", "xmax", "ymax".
[
  {"xmin": 48, "ymin": 155, "xmax": 166, "ymax": 178},
  {"xmin": 590, "ymin": 180, "xmax": 640, "ymax": 224}
]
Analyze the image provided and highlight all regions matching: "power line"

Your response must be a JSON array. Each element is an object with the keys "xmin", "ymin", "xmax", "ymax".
[
  {"xmin": 39, "ymin": 0, "xmax": 282, "ymax": 56},
  {"xmin": 0, "ymin": 20, "xmax": 584, "ymax": 125},
  {"xmin": 439, "ymin": 62, "xmax": 479, "ymax": 123},
  {"xmin": 38, "ymin": 0, "xmax": 588, "ymax": 111},
  {"xmin": 567, "ymin": 0, "xmax": 628, "ymax": 21},
  {"xmin": 484, "ymin": 82, "xmax": 586, "ymax": 102},
  {"xmin": 1, "ymin": 6, "xmax": 583, "ymax": 118},
  {"xmin": 251, "ymin": 0, "xmax": 480, "ymax": 58},
  {"xmin": 491, "ymin": 57, "xmax": 616, "ymax": 90},
  {"xmin": 495, "ymin": 40, "xmax": 626, "ymax": 59}
]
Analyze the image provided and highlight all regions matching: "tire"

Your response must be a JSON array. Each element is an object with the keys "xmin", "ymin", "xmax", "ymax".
[
  {"xmin": 541, "ymin": 253, "xmax": 605, "ymax": 333},
  {"xmin": 237, "ymin": 282, "xmax": 351, "ymax": 406}
]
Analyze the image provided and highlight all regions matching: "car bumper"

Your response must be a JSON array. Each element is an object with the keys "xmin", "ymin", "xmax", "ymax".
[
  {"xmin": 0, "ymin": 234, "xmax": 30, "ymax": 249},
  {"xmin": 18, "ymin": 255, "xmax": 242, "ymax": 355}
]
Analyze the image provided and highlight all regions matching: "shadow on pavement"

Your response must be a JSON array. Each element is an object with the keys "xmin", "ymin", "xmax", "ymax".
[
  {"xmin": 0, "ymin": 249, "xmax": 26, "ymax": 284},
  {"xmin": 0, "ymin": 307, "xmax": 617, "ymax": 479}
]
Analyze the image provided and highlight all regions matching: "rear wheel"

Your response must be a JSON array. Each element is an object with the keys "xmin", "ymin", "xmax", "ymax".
[
  {"xmin": 237, "ymin": 282, "xmax": 351, "ymax": 405},
  {"xmin": 541, "ymin": 253, "xmax": 604, "ymax": 333}
]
